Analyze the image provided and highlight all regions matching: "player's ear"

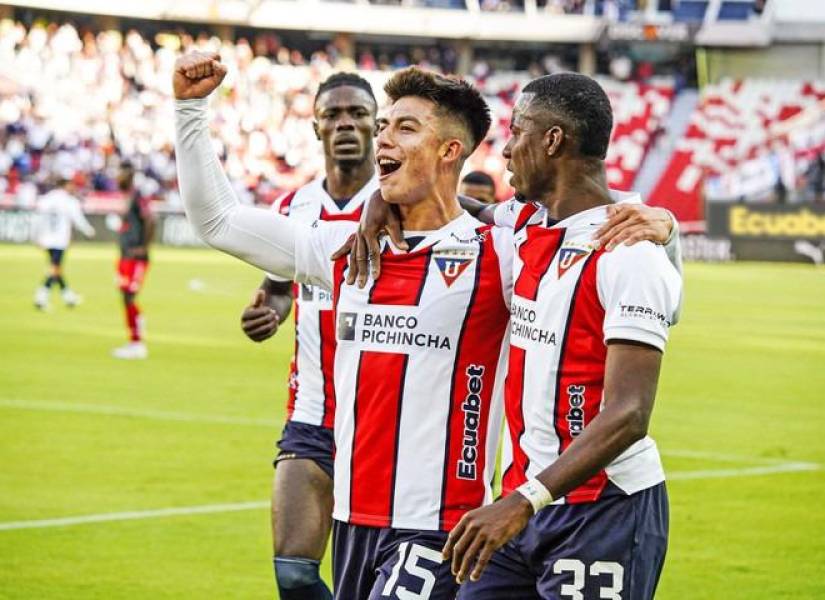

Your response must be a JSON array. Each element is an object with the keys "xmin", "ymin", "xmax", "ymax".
[
  {"xmin": 441, "ymin": 139, "xmax": 464, "ymax": 163},
  {"xmin": 544, "ymin": 125, "xmax": 564, "ymax": 158},
  {"xmin": 313, "ymin": 120, "xmax": 321, "ymax": 141}
]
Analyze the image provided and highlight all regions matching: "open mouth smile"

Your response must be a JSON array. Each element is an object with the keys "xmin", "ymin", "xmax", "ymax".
[{"xmin": 377, "ymin": 157, "xmax": 402, "ymax": 178}]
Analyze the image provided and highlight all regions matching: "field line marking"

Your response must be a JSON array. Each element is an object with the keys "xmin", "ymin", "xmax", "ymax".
[
  {"xmin": 1, "ymin": 464, "xmax": 820, "ymax": 532},
  {"xmin": 669, "ymin": 461, "xmax": 820, "ymax": 481},
  {"xmin": 0, "ymin": 501, "xmax": 269, "ymax": 532},
  {"xmin": 661, "ymin": 448, "xmax": 811, "ymax": 466},
  {"xmin": 0, "ymin": 399, "xmax": 279, "ymax": 428}
]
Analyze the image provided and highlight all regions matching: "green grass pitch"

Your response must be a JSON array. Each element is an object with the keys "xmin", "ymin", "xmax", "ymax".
[{"xmin": 1, "ymin": 243, "xmax": 823, "ymax": 599}]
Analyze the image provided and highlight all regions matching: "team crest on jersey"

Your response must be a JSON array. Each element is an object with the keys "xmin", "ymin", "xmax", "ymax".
[
  {"xmin": 433, "ymin": 251, "xmax": 475, "ymax": 287},
  {"xmin": 557, "ymin": 245, "xmax": 592, "ymax": 278}
]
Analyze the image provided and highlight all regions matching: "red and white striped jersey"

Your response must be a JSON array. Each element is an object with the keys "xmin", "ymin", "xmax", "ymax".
[
  {"xmin": 293, "ymin": 212, "xmax": 514, "ymax": 531},
  {"xmin": 270, "ymin": 175, "xmax": 378, "ymax": 428},
  {"xmin": 501, "ymin": 205, "xmax": 682, "ymax": 504}
]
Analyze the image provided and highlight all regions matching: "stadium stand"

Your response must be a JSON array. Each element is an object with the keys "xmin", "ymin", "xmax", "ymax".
[
  {"xmin": 0, "ymin": 18, "xmax": 677, "ymax": 208},
  {"xmin": 648, "ymin": 78, "xmax": 825, "ymax": 222}
]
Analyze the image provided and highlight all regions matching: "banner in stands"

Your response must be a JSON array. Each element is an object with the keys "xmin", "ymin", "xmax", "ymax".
[
  {"xmin": 607, "ymin": 22, "xmax": 698, "ymax": 43},
  {"xmin": 0, "ymin": 209, "xmax": 204, "ymax": 248},
  {"xmin": 705, "ymin": 202, "xmax": 825, "ymax": 263}
]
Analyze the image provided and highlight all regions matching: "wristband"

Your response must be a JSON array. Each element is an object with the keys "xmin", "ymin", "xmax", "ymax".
[{"xmin": 516, "ymin": 478, "xmax": 554, "ymax": 514}]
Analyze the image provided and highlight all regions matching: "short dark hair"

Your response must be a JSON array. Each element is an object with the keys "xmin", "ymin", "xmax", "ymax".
[
  {"xmin": 522, "ymin": 73, "xmax": 613, "ymax": 159},
  {"xmin": 462, "ymin": 170, "xmax": 495, "ymax": 188},
  {"xmin": 384, "ymin": 67, "xmax": 491, "ymax": 154},
  {"xmin": 315, "ymin": 72, "xmax": 376, "ymax": 107}
]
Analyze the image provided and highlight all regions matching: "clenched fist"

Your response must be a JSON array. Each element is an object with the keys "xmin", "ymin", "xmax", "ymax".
[{"xmin": 173, "ymin": 51, "xmax": 228, "ymax": 100}]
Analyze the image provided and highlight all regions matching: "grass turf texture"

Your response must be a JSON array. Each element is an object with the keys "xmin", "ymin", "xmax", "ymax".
[{"xmin": 1, "ymin": 243, "xmax": 823, "ymax": 599}]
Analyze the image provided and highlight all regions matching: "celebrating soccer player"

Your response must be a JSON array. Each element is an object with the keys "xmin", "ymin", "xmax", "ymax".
[
  {"xmin": 175, "ymin": 54, "xmax": 520, "ymax": 599},
  {"xmin": 236, "ymin": 73, "xmax": 378, "ymax": 600},
  {"xmin": 441, "ymin": 73, "xmax": 682, "ymax": 600}
]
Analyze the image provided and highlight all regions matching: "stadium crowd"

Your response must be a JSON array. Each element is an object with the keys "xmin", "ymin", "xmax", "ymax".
[
  {"xmin": 0, "ymin": 20, "xmax": 523, "ymax": 206},
  {"xmin": 0, "ymin": 18, "xmax": 673, "ymax": 209}
]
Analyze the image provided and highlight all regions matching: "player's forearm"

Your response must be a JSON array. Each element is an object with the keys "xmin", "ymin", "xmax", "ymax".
[
  {"xmin": 533, "ymin": 400, "xmax": 649, "ymax": 501},
  {"xmin": 458, "ymin": 195, "xmax": 494, "ymax": 224},
  {"xmin": 533, "ymin": 343, "xmax": 660, "ymax": 501},
  {"xmin": 262, "ymin": 278, "xmax": 293, "ymax": 323},
  {"xmin": 174, "ymin": 98, "xmax": 299, "ymax": 279},
  {"xmin": 662, "ymin": 210, "xmax": 683, "ymax": 276},
  {"xmin": 662, "ymin": 211, "xmax": 684, "ymax": 325}
]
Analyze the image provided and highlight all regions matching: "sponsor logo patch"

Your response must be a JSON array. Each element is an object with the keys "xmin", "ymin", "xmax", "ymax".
[
  {"xmin": 619, "ymin": 303, "xmax": 671, "ymax": 327},
  {"xmin": 557, "ymin": 246, "xmax": 591, "ymax": 278},
  {"xmin": 433, "ymin": 252, "xmax": 474, "ymax": 287}
]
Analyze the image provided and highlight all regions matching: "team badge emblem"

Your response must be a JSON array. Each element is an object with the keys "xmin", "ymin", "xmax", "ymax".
[
  {"xmin": 434, "ymin": 256, "xmax": 473, "ymax": 287},
  {"xmin": 557, "ymin": 247, "xmax": 590, "ymax": 278}
]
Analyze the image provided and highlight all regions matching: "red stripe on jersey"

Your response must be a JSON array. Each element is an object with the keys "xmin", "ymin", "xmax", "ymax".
[
  {"xmin": 286, "ymin": 282, "xmax": 300, "ymax": 420},
  {"xmin": 439, "ymin": 228, "xmax": 510, "ymax": 530},
  {"xmin": 320, "ymin": 205, "xmax": 364, "ymax": 222},
  {"xmin": 368, "ymin": 249, "xmax": 431, "ymax": 306},
  {"xmin": 501, "ymin": 344, "xmax": 529, "ymax": 495},
  {"xmin": 350, "ymin": 351, "xmax": 408, "ymax": 527},
  {"xmin": 513, "ymin": 227, "xmax": 565, "ymax": 301},
  {"xmin": 514, "ymin": 203, "xmax": 540, "ymax": 232},
  {"xmin": 277, "ymin": 190, "xmax": 298, "ymax": 216},
  {"xmin": 554, "ymin": 250, "xmax": 609, "ymax": 503},
  {"xmin": 318, "ymin": 309, "xmax": 336, "ymax": 429},
  {"xmin": 315, "ymin": 205, "xmax": 360, "ymax": 428},
  {"xmin": 332, "ymin": 256, "xmax": 348, "ymax": 306}
]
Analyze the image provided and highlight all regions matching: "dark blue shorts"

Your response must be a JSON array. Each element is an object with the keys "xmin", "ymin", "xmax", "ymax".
[
  {"xmin": 332, "ymin": 520, "xmax": 457, "ymax": 600},
  {"xmin": 457, "ymin": 482, "xmax": 669, "ymax": 600},
  {"xmin": 274, "ymin": 420, "xmax": 334, "ymax": 480},
  {"xmin": 47, "ymin": 248, "xmax": 65, "ymax": 267}
]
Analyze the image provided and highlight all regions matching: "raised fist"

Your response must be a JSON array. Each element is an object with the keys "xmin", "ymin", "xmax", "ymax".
[{"xmin": 173, "ymin": 51, "xmax": 228, "ymax": 100}]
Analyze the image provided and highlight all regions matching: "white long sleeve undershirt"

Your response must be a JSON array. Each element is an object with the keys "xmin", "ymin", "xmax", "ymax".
[{"xmin": 174, "ymin": 97, "xmax": 306, "ymax": 280}]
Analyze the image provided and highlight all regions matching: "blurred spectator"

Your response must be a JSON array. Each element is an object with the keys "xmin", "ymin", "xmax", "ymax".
[
  {"xmin": 460, "ymin": 171, "xmax": 497, "ymax": 203},
  {"xmin": 0, "ymin": 17, "xmax": 673, "ymax": 208}
]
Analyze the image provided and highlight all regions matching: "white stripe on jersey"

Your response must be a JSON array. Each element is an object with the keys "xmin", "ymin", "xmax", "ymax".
[
  {"xmin": 504, "ymin": 204, "xmax": 681, "ymax": 502},
  {"xmin": 271, "ymin": 175, "xmax": 378, "ymax": 428},
  {"xmin": 301, "ymin": 212, "xmax": 514, "ymax": 531}
]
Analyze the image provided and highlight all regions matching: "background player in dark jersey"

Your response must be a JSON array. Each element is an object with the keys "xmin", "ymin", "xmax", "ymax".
[
  {"xmin": 237, "ymin": 73, "xmax": 378, "ymax": 600},
  {"xmin": 444, "ymin": 73, "xmax": 680, "ymax": 599},
  {"xmin": 113, "ymin": 163, "xmax": 155, "ymax": 360}
]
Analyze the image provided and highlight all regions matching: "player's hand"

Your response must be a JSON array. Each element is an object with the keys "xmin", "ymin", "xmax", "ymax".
[
  {"xmin": 241, "ymin": 289, "xmax": 279, "ymax": 343},
  {"xmin": 330, "ymin": 189, "xmax": 407, "ymax": 288},
  {"xmin": 173, "ymin": 51, "xmax": 228, "ymax": 100},
  {"xmin": 594, "ymin": 204, "xmax": 674, "ymax": 251},
  {"xmin": 442, "ymin": 493, "xmax": 533, "ymax": 584}
]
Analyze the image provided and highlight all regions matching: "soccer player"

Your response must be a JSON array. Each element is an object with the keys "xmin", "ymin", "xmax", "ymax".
[
  {"xmin": 113, "ymin": 164, "xmax": 154, "ymax": 360},
  {"xmin": 459, "ymin": 170, "xmax": 497, "ymax": 204},
  {"xmin": 33, "ymin": 173, "xmax": 95, "ymax": 310},
  {"xmin": 175, "ymin": 54, "xmax": 514, "ymax": 599},
  {"xmin": 443, "ymin": 73, "xmax": 682, "ymax": 600},
  {"xmin": 237, "ymin": 72, "xmax": 379, "ymax": 600}
]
